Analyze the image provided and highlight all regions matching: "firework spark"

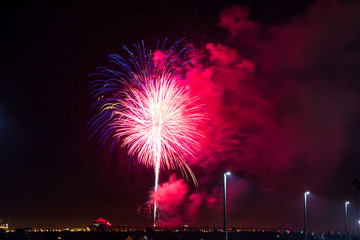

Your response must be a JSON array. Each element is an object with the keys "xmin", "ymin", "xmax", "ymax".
[{"xmin": 90, "ymin": 39, "xmax": 206, "ymax": 226}]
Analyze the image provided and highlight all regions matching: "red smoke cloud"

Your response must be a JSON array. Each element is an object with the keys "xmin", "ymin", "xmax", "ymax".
[
  {"xmin": 184, "ymin": 192, "xmax": 202, "ymax": 220},
  {"xmin": 148, "ymin": 174, "xmax": 189, "ymax": 227},
  {"xmin": 150, "ymin": 174, "xmax": 188, "ymax": 210},
  {"xmin": 143, "ymin": 0, "xmax": 360, "ymax": 230},
  {"xmin": 155, "ymin": 0, "xmax": 360, "ymax": 229},
  {"xmin": 218, "ymin": 5, "xmax": 260, "ymax": 40}
]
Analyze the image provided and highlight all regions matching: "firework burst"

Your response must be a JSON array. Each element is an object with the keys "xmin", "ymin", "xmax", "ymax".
[{"xmin": 90, "ymin": 39, "xmax": 206, "ymax": 226}]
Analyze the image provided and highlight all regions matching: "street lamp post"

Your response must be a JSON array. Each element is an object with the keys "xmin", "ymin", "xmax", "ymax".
[
  {"xmin": 345, "ymin": 201, "xmax": 350, "ymax": 240},
  {"xmin": 224, "ymin": 172, "xmax": 231, "ymax": 240},
  {"xmin": 304, "ymin": 191, "xmax": 310, "ymax": 240}
]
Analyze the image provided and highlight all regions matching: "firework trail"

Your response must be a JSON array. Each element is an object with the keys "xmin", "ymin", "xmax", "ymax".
[{"xmin": 90, "ymin": 39, "xmax": 206, "ymax": 226}]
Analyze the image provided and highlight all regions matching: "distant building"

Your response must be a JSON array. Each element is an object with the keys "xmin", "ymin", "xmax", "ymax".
[
  {"xmin": 90, "ymin": 217, "xmax": 112, "ymax": 232},
  {"xmin": 93, "ymin": 217, "xmax": 111, "ymax": 227}
]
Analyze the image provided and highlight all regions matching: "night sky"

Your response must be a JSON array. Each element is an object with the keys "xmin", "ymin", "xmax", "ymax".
[{"xmin": 1, "ymin": 0, "xmax": 360, "ymax": 232}]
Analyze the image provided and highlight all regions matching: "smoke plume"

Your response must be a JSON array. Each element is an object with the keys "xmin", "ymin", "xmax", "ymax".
[{"xmin": 157, "ymin": 0, "xmax": 360, "ymax": 229}]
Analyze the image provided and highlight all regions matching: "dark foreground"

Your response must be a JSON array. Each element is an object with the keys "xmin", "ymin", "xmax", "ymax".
[{"xmin": 1, "ymin": 230, "xmax": 360, "ymax": 240}]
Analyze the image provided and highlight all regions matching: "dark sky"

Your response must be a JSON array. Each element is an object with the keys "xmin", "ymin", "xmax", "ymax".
[{"xmin": 1, "ymin": 0, "xmax": 360, "ymax": 232}]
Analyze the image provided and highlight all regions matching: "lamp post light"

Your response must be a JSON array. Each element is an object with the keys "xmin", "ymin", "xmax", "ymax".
[
  {"xmin": 304, "ymin": 191, "xmax": 310, "ymax": 240},
  {"xmin": 224, "ymin": 172, "xmax": 231, "ymax": 240},
  {"xmin": 345, "ymin": 201, "xmax": 350, "ymax": 240}
]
